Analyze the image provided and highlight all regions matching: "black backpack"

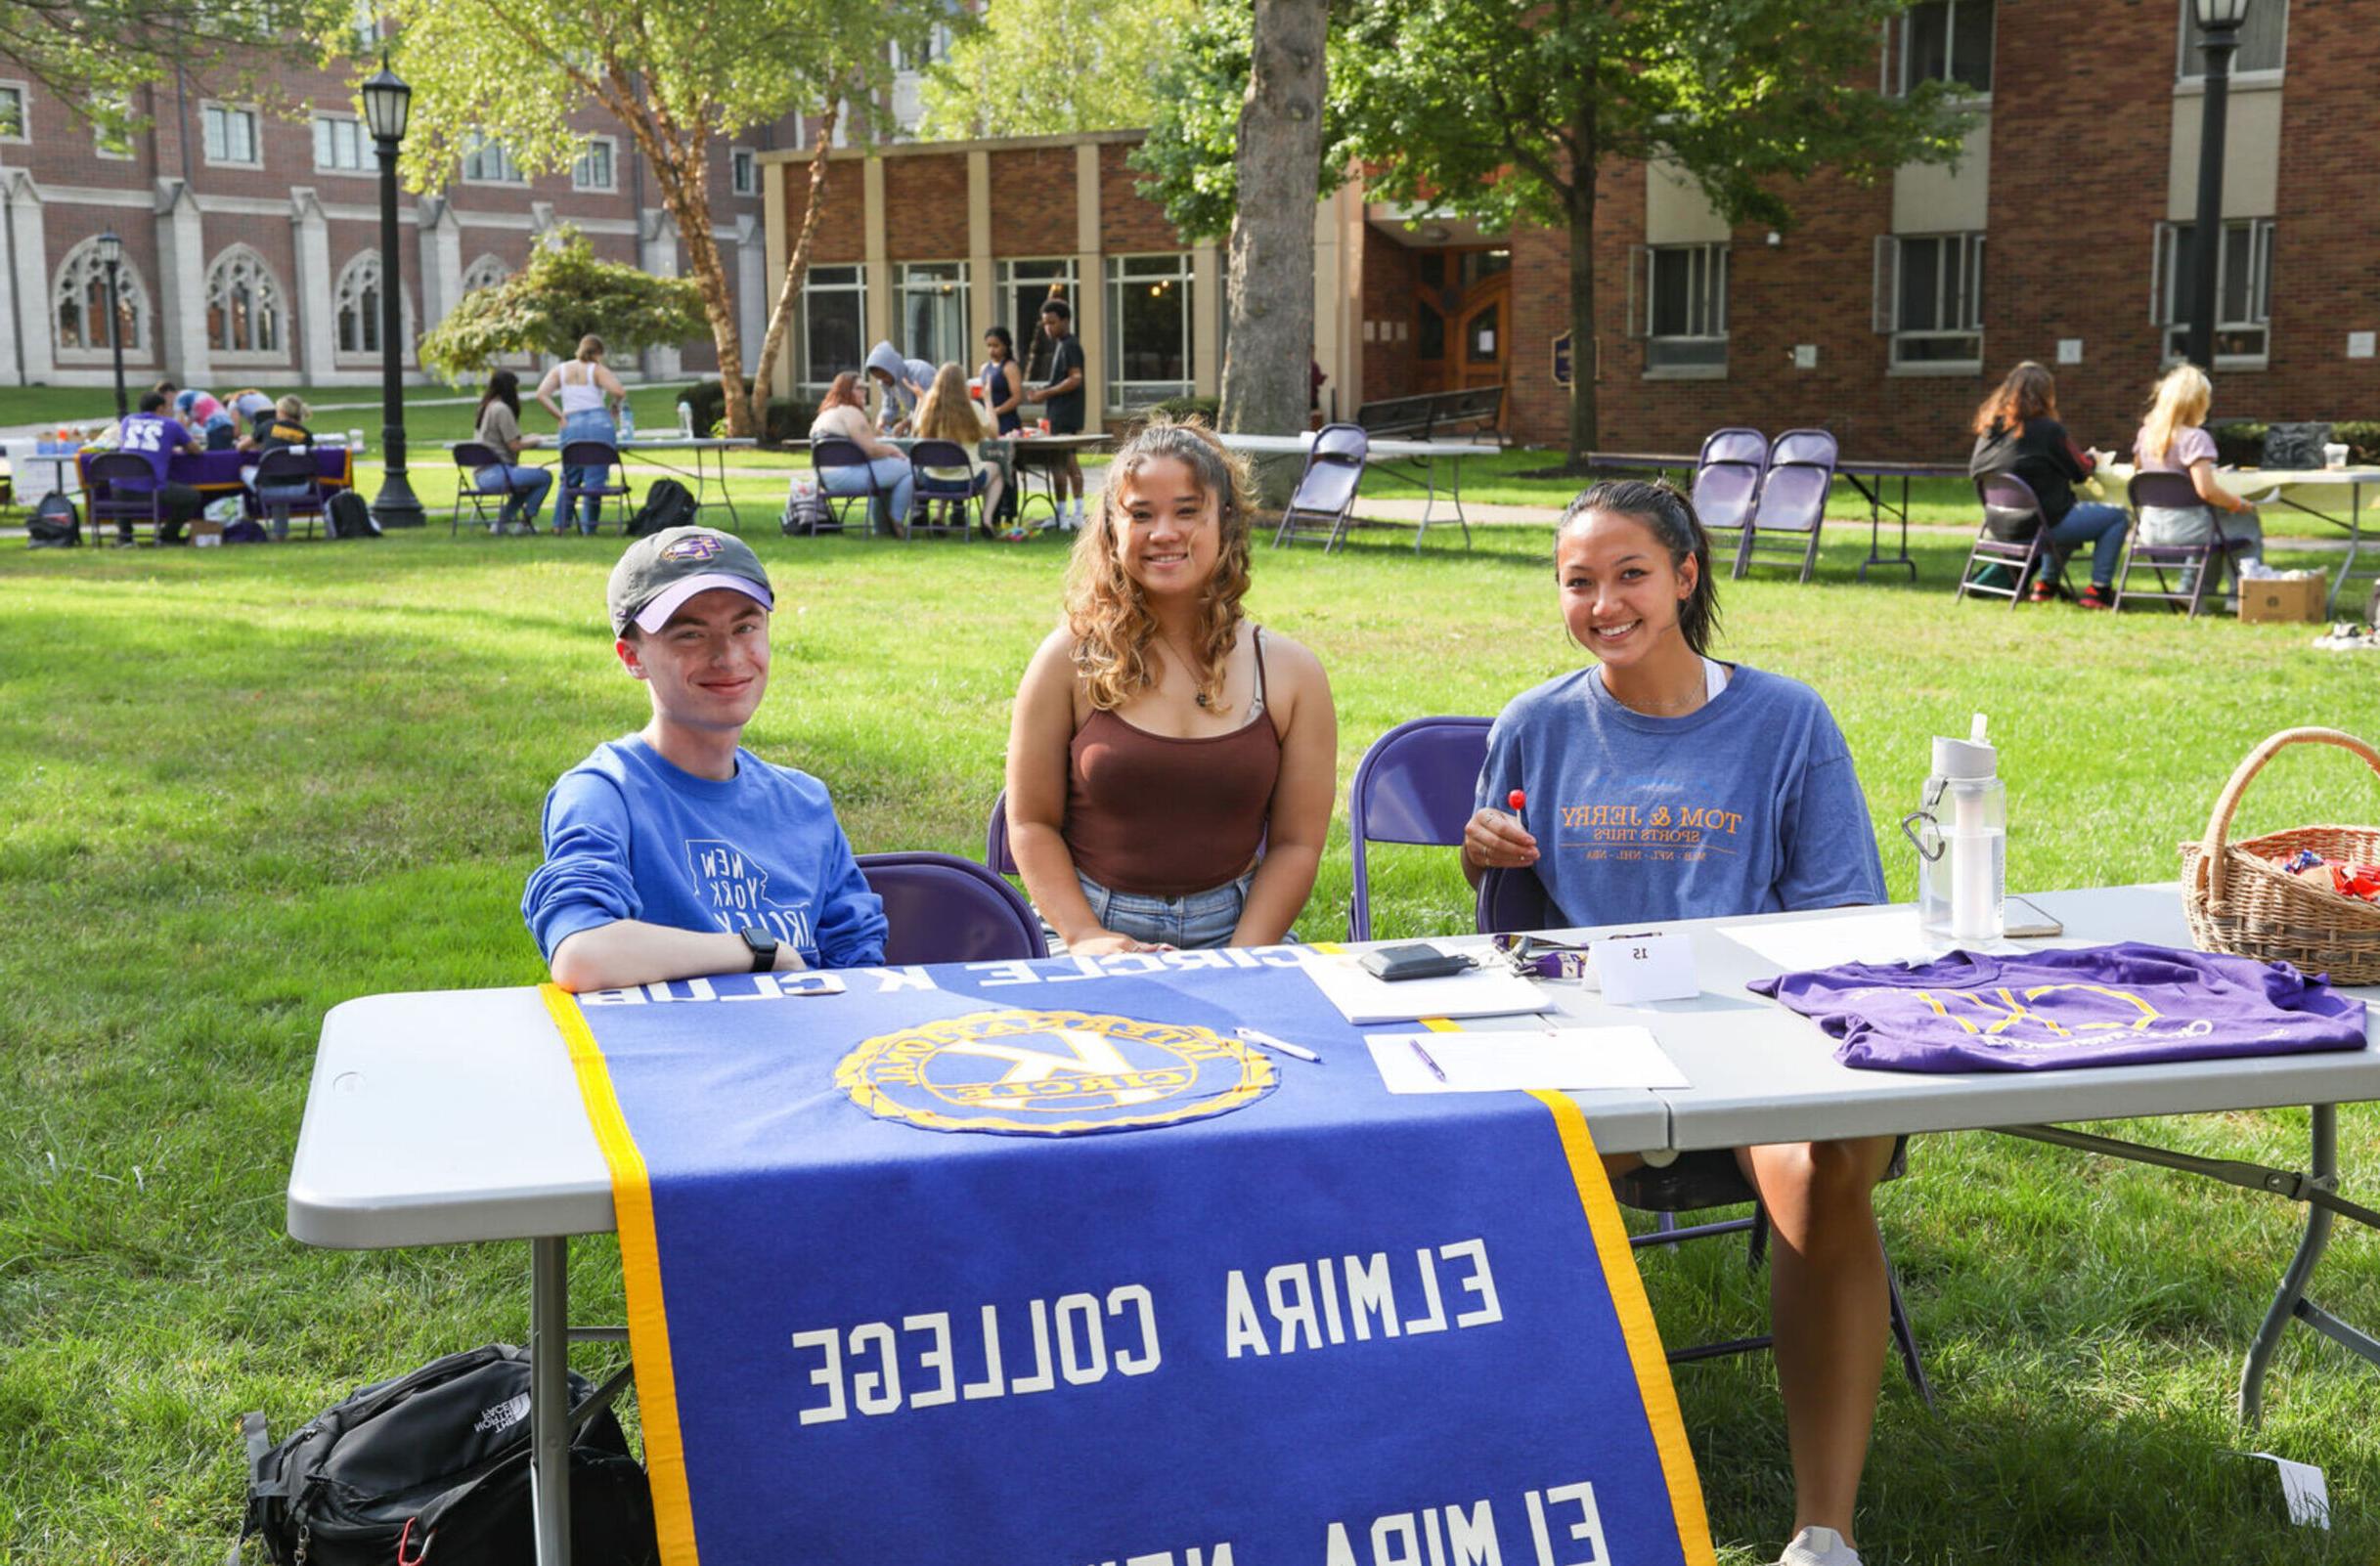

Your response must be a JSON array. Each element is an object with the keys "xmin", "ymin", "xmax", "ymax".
[
  {"xmin": 235, "ymin": 1343, "xmax": 659, "ymax": 1566},
  {"xmin": 627, "ymin": 478, "xmax": 698, "ymax": 538},
  {"xmin": 26, "ymin": 492, "xmax": 79, "ymax": 547},
  {"xmin": 325, "ymin": 489, "xmax": 380, "ymax": 540}
]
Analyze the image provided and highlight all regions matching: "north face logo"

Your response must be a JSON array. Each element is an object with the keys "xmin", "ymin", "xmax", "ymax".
[{"xmin": 472, "ymin": 1392, "xmax": 532, "ymax": 1436}]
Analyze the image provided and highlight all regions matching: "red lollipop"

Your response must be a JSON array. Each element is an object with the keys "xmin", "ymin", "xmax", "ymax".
[{"xmin": 1507, "ymin": 789, "xmax": 1526, "ymax": 812}]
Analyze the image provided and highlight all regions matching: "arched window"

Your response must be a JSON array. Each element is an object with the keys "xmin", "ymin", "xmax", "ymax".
[
  {"xmin": 205, "ymin": 245, "xmax": 286, "ymax": 356},
  {"xmin": 460, "ymin": 253, "xmax": 509, "ymax": 296},
  {"xmin": 334, "ymin": 251, "xmax": 411, "ymax": 357},
  {"xmin": 53, "ymin": 238, "xmax": 150, "ymax": 355}
]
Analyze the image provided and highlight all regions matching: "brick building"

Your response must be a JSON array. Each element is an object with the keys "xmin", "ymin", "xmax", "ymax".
[{"xmin": 764, "ymin": 0, "xmax": 2378, "ymax": 458}]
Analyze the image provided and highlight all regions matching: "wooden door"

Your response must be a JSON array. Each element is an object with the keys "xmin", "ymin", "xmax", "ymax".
[
  {"xmin": 1409, "ymin": 247, "xmax": 1511, "ymax": 397},
  {"xmin": 1452, "ymin": 274, "xmax": 1510, "ymax": 391}
]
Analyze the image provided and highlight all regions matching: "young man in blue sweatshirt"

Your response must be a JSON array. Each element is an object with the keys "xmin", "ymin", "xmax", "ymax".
[{"xmin": 523, "ymin": 526, "xmax": 886, "ymax": 989}]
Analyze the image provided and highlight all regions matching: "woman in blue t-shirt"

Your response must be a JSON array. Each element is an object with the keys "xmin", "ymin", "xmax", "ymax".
[{"xmin": 1464, "ymin": 479, "xmax": 1892, "ymax": 1566}]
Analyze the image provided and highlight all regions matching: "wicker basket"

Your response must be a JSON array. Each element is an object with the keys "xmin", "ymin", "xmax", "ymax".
[{"xmin": 2181, "ymin": 727, "xmax": 2380, "ymax": 984}]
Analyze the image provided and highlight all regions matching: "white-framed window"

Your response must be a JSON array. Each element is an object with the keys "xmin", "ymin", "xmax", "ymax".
[
  {"xmin": 202, "ymin": 103, "xmax": 261, "ymax": 167},
  {"xmin": 462, "ymin": 135, "xmax": 525, "ymax": 185},
  {"xmin": 2179, "ymin": 0, "xmax": 2288, "ymax": 82},
  {"xmin": 795, "ymin": 263, "xmax": 866, "ymax": 395},
  {"xmin": 0, "ymin": 82, "xmax": 26, "ymax": 143},
  {"xmin": 890, "ymin": 23, "xmax": 952, "ymax": 71},
  {"xmin": 997, "ymin": 259, "xmax": 1080, "ymax": 383},
  {"xmin": 2153, "ymin": 218, "xmax": 2274, "ymax": 368},
  {"xmin": 1628, "ymin": 242, "xmax": 1729, "ymax": 374},
  {"xmin": 334, "ymin": 251, "xmax": 409, "ymax": 357},
  {"xmin": 1899, "ymin": 0, "xmax": 1994, "ymax": 95},
  {"xmin": 1874, "ymin": 232, "xmax": 1984, "ymax": 371},
  {"xmin": 572, "ymin": 137, "xmax": 616, "ymax": 193},
  {"xmin": 461, "ymin": 253, "xmax": 510, "ymax": 295},
  {"xmin": 52, "ymin": 238, "xmax": 149, "ymax": 357},
  {"xmin": 897, "ymin": 261, "xmax": 970, "ymax": 370},
  {"xmin": 204, "ymin": 245, "xmax": 286, "ymax": 357},
  {"xmin": 313, "ymin": 113, "xmax": 368, "ymax": 173},
  {"xmin": 92, "ymin": 95, "xmax": 134, "ymax": 159},
  {"xmin": 1105, "ymin": 253, "xmax": 1195, "ymax": 410},
  {"xmin": 730, "ymin": 146, "xmax": 758, "ymax": 196}
]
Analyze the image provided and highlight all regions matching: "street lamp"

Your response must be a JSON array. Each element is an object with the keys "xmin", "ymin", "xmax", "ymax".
[
  {"xmin": 2184, "ymin": 0, "xmax": 2252, "ymax": 370},
  {"xmin": 361, "ymin": 60, "xmax": 422, "ymax": 527},
  {"xmin": 95, "ymin": 229, "xmax": 127, "ymax": 419}
]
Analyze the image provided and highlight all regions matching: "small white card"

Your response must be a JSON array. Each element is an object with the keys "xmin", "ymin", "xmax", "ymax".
[
  {"xmin": 2246, "ymin": 1453, "xmax": 2330, "ymax": 1529},
  {"xmin": 1587, "ymin": 933, "xmax": 1697, "ymax": 1005}
]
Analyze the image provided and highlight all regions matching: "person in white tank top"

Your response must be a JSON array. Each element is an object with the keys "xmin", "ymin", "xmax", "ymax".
[{"xmin": 535, "ymin": 334, "xmax": 630, "ymax": 533}]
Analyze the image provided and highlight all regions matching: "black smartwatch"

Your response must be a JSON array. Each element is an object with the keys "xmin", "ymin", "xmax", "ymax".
[{"xmin": 737, "ymin": 926, "xmax": 778, "ymax": 974}]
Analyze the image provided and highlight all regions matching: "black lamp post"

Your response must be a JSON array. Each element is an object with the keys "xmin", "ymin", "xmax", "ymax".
[
  {"xmin": 95, "ymin": 229, "xmax": 128, "ymax": 418},
  {"xmin": 2184, "ymin": 0, "xmax": 2251, "ymax": 370},
  {"xmin": 362, "ymin": 60, "xmax": 423, "ymax": 527}
]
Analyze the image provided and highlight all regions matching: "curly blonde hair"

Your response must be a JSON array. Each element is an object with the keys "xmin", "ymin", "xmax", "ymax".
[{"xmin": 1063, "ymin": 416, "xmax": 1258, "ymax": 712}]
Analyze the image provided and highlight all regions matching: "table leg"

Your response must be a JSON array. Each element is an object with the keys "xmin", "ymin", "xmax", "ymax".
[
  {"xmin": 713, "ymin": 447, "xmax": 741, "ymax": 533},
  {"xmin": 2238, "ymin": 1106, "xmax": 2339, "ymax": 1427},
  {"xmin": 1449, "ymin": 455, "xmax": 1472, "ymax": 550},
  {"xmin": 2330, "ymin": 483, "xmax": 2365, "ymax": 619},
  {"xmin": 531, "ymin": 1235, "xmax": 572, "ymax": 1566}
]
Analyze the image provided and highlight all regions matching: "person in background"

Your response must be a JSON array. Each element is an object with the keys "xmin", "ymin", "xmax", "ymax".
[
  {"xmin": 244, "ymin": 394, "xmax": 318, "ymax": 541},
  {"xmin": 175, "ymin": 388, "xmax": 239, "ymax": 451},
  {"xmin": 536, "ymin": 333, "xmax": 626, "ymax": 536},
  {"xmin": 227, "ymin": 388, "xmax": 278, "ymax": 426},
  {"xmin": 109, "ymin": 390, "xmax": 205, "ymax": 545},
  {"xmin": 864, "ymin": 341, "xmax": 935, "ymax": 435},
  {"xmin": 1966, "ymin": 361, "xmax": 2127, "ymax": 609},
  {"xmin": 1005, "ymin": 418, "xmax": 1337, "ymax": 953},
  {"xmin": 980, "ymin": 326, "xmax": 1025, "ymax": 437},
  {"xmin": 1463, "ymin": 479, "xmax": 1893, "ymax": 1566},
  {"xmin": 808, "ymin": 370, "xmax": 914, "ymax": 531},
  {"xmin": 911, "ymin": 362, "xmax": 1004, "ymax": 534},
  {"xmin": 2133, "ymin": 363, "xmax": 2264, "ymax": 602},
  {"xmin": 1022, "ymin": 298, "xmax": 1088, "ymax": 531},
  {"xmin": 472, "ymin": 369, "xmax": 553, "ymax": 537}
]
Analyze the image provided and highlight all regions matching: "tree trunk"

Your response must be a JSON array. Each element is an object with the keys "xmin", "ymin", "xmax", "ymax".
[
  {"xmin": 1565, "ymin": 109, "xmax": 1599, "ymax": 466},
  {"xmin": 750, "ymin": 103, "xmax": 842, "ymax": 441},
  {"xmin": 654, "ymin": 143, "xmax": 754, "ymax": 437},
  {"xmin": 1218, "ymin": 0, "xmax": 1328, "ymax": 504}
]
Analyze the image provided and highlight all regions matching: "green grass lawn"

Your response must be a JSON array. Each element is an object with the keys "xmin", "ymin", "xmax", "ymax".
[{"xmin": 2, "ymin": 521, "xmax": 2376, "ymax": 1563}]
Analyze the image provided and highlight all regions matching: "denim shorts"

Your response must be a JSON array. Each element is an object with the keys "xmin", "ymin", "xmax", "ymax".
[{"xmin": 1053, "ymin": 868, "xmax": 1255, "ymax": 951}]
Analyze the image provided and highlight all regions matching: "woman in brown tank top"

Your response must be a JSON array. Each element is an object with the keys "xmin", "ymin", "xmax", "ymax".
[{"xmin": 1005, "ymin": 418, "xmax": 1338, "ymax": 953}]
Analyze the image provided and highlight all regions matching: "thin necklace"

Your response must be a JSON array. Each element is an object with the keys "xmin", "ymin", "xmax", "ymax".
[{"xmin": 1157, "ymin": 630, "xmax": 1216, "ymax": 708}]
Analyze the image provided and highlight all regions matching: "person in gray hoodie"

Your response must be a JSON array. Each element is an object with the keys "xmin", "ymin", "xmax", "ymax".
[{"xmin": 864, "ymin": 341, "xmax": 935, "ymax": 434}]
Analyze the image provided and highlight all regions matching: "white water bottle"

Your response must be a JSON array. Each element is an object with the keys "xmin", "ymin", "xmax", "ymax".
[
  {"xmin": 677, "ymin": 400, "xmax": 694, "ymax": 437},
  {"xmin": 1906, "ymin": 714, "xmax": 2005, "ymax": 943},
  {"xmin": 619, "ymin": 403, "xmax": 637, "ymax": 443}
]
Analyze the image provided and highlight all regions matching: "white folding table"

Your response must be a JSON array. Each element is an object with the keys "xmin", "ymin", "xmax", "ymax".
[
  {"xmin": 286, "ymin": 884, "xmax": 2380, "ymax": 1565},
  {"xmin": 1219, "ymin": 430, "xmax": 1500, "ymax": 550},
  {"xmin": 2099, "ymin": 461, "xmax": 2380, "ymax": 615}
]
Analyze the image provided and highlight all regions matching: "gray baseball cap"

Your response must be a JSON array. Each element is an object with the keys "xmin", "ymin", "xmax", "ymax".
[{"xmin": 606, "ymin": 526, "xmax": 774, "ymax": 635}]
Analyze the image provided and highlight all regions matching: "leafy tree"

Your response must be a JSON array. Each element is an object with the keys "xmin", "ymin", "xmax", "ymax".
[
  {"xmin": 0, "ymin": 0, "xmax": 341, "ymax": 139},
  {"xmin": 384, "ymin": 0, "xmax": 947, "ymax": 435},
  {"xmin": 1141, "ymin": 0, "xmax": 1974, "ymax": 458},
  {"xmin": 915, "ymin": 0, "xmax": 1196, "ymax": 141},
  {"xmin": 416, "ymin": 228, "xmax": 707, "ymax": 383}
]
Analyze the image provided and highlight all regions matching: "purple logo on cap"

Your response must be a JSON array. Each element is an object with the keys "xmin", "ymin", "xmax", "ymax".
[{"xmin": 661, "ymin": 535, "xmax": 723, "ymax": 562}]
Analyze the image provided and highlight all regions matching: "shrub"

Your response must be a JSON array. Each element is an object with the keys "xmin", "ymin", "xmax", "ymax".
[
  {"xmin": 2334, "ymin": 421, "xmax": 2380, "ymax": 464},
  {"xmin": 683, "ymin": 378, "xmax": 815, "ymax": 447},
  {"xmin": 2210, "ymin": 420, "xmax": 2268, "ymax": 467},
  {"xmin": 1145, "ymin": 395, "xmax": 1220, "ymax": 424}
]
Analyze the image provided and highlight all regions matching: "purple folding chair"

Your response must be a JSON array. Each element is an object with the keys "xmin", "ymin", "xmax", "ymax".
[
  {"xmin": 1739, "ymin": 428, "xmax": 1837, "ymax": 583},
  {"xmin": 249, "ymin": 447, "xmax": 328, "ymax": 541},
  {"xmin": 85, "ymin": 451, "xmax": 166, "ymax": 543},
  {"xmin": 558, "ymin": 439, "xmax": 633, "ymax": 533},
  {"xmin": 450, "ymin": 440, "xmax": 506, "ymax": 536},
  {"xmin": 1272, "ymin": 423, "xmax": 1369, "ymax": 551},
  {"xmin": 904, "ymin": 439, "xmax": 982, "ymax": 540},
  {"xmin": 1690, "ymin": 426, "xmax": 1767, "ymax": 577},
  {"xmin": 1961, "ymin": 472, "xmax": 2069, "ymax": 610},
  {"xmin": 985, "ymin": 789, "xmax": 1020, "ymax": 877},
  {"xmin": 2116, "ymin": 470, "xmax": 2259, "ymax": 619},
  {"xmin": 1345, "ymin": 716, "xmax": 1493, "ymax": 940},
  {"xmin": 811, "ymin": 436, "xmax": 892, "ymax": 534},
  {"xmin": 1472, "ymin": 862, "xmax": 1930, "ymax": 1401},
  {"xmin": 857, "ymin": 850, "xmax": 1047, "ymax": 964}
]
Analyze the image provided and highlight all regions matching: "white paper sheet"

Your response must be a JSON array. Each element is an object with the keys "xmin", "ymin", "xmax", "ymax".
[
  {"xmin": 1716, "ymin": 909, "xmax": 2026, "ymax": 977},
  {"xmin": 1365, "ymin": 1026, "xmax": 1688, "ymax": 1094},
  {"xmin": 1300, "ymin": 952, "xmax": 1551, "ymax": 1025}
]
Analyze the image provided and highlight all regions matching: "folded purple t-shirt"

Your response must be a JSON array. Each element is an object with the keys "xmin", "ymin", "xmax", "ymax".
[{"xmin": 1748, "ymin": 942, "xmax": 2369, "ymax": 1073}]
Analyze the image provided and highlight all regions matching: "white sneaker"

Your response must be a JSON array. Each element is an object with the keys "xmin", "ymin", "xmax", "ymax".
[{"xmin": 1777, "ymin": 1526, "xmax": 1862, "ymax": 1566}]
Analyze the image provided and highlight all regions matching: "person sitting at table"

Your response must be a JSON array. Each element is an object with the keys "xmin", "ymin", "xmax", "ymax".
[
  {"xmin": 523, "ymin": 525, "xmax": 887, "ymax": 989},
  {"xmin": 911, "ymin": 362, "xmax": 1004, "ymax": 530},
  {"xmin": 2133, "ymin": 363, "xmax": 2264, "ymax": 601},
  {"xmin": 244, "ymin": 395, "xmax": 318, "ymax": 542},
  {"xmin": 238, "ymin": 394, "xmax": 311, "ymax": 455},
  {"xmin": 864, "ymin": 340, "xmax": 934, "ymax": 436},
  {"xmin": 808, "ymin": 371, "xmax": 914, "ymax": 531},
  {"xmin": 227, "ymin": 387, "xmax": 277, "ymax": 427},
  {"xmin": 1005, "ymin": 417, "xmax": 1337, "ymax": 953},
  {"xmin": 1967, "ymin": 361, "xmax": 2127, "ymax": 609},
  {"xmin": 536, "ymin": 333, "xmax": 626, "ymax": 536},
  {"xmin": 109, "ymin": 390, "xmax": 206, "ymax": 546},
  {"xmin": 470, "ymin": 369, "xmax": 553, "ymax": 537},
  {"xmin": 1463, "ymin": 479, "xmax": 1891, "ymax": 1566}
]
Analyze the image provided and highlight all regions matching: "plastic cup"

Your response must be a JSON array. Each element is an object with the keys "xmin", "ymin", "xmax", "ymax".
[{"xmin": 1037, "ymin": 417, "xmax": 1051, "ymax": 435}]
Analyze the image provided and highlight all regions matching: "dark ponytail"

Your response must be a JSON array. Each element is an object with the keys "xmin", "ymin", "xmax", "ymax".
[{"xmin": 1559, "ymin": 479, "xmax": 1723, "ymax": 656}]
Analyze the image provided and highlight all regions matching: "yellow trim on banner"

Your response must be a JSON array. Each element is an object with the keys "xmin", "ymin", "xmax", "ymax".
[
  {"xmin": 1529, "ymin": 1088, "xmax": 1718, "ymax": 1566},
  {"xmin": 542, "ymin": 984, "xmax": 702, "ymax": 1566}
]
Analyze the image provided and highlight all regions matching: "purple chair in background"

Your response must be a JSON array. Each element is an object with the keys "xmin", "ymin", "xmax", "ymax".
[
  {"xmin": 1961, "ymin": 472, "xmax": 2069, "ymax": 609},
  {"xmin": 1345, "ymin": 716, "xmax": 1493, "ymax": 940},
  {"xmin": 557, "ymin": 439, "xmax": 634, "ymax": 534},
  {"xmin": 1738, "ymin": 428, "xmax": 1837, "ymax": 583},
  {"xmin": 1473, "ymin": 863, "xmax": 1931, "ymax": 1401},
  {"xmin": 449, "ymin": 440, "xmax": 507, "ymax": 536},
  {"xmin": 904, "ymin": 439, "xmax": 983, "ymax": 541},
  {"xmin": 857, "ymin": 850, "xmax": 1048, "ymax": 964},
  {"xmin": 1690, "ymin": 426, "xmax": 1767, "ymax": 577},
  {"xmin": 985, "ymin": 789, "xmax": 1020, "ymax": 877},
  {"xmin": 2116, "ymin": 470, "xmax": 2258, "ymax": 619},
  {"xmin": 1272, "ymin": 423, "xmax": 1370, "ymax": 551}
]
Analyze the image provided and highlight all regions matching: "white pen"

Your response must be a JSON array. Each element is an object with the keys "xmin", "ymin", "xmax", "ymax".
[
  {"xmin": 1234, "ymin": 1025, "xmax": 1322, "ymax": 1064},
  {"xmin": 1407, "ymin": 1038, "xmax": 1450, "ymax": 1084}
]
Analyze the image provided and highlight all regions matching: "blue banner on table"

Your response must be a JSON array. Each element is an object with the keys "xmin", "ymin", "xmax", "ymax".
[{"xmin": 549, "ymin": 947, "xmax": 1714, "ymax": 1566}]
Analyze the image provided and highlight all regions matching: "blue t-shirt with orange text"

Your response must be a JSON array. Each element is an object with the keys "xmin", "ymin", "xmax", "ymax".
[{"xmin": 1474, "ymin": 664, "xmax": 1884, "ymax": 930}]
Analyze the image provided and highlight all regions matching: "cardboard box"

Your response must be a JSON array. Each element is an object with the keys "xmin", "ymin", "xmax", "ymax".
[
  {"xmin": 189, "ymin": 520, "xmax": 225, "ymax": 548},
  {"xmin": 2238, "ymin": 575, "xmax": 2326, "ymax": 624}
]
